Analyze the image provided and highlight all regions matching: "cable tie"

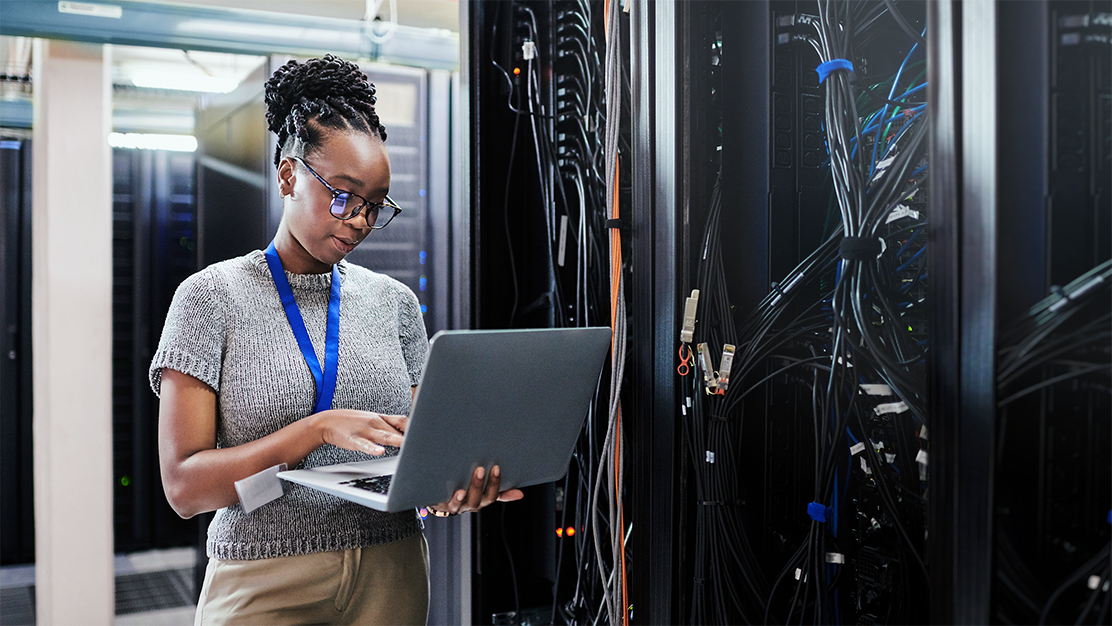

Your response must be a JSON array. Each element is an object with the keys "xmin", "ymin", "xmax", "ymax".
[
  {"xmin": 839, "ymin": 236, "xmax": 885, "ymax": 261},
  {"xmin": 807, "ymin": 501, "xmax": 831, "ymax": 523},
  {"xmin": 605, "ymin": 218, "xmax": 623, "ymax": 229},
  {"xmin": 825, "ymin": 552, "xmax": 845, "ymax": 564},
  {"xmin": 705, "ymin": 451, "xmax": 715, "ymax": 464},
  {"xmin": 710, "ymin": 414, "xmax": 729, "ymax": 422},
  {"xmin": 816, "ymin": 58, "xmax": 854, "ymax": 83},
  {"xmin": 699, "ymin": 500, "xmax": 742, "ymax": 506}
]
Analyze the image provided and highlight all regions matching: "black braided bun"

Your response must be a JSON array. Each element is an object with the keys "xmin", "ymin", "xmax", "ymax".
[{"xmin": 265, "ymin": 54, "xmax": 387, "ymax": 167}]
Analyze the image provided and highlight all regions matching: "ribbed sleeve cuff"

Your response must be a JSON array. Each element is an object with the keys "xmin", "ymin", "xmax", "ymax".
[{"xmin": 149, "ymin": 348, "xmax": 223, "ymax": 396}]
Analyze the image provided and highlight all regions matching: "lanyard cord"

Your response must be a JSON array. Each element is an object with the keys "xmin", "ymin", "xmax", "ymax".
[{"xmin": 264, "ymin": 241, "xmax": 342, "ymax": 414}]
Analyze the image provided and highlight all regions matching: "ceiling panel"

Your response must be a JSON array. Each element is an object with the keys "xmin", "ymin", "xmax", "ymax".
[{"xmin": 145, "ymin": 0, "xmax": 459, "ymax": 32}]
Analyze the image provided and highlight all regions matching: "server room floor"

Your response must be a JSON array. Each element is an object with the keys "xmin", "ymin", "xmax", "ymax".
[{"xmin": 0, "ymin": 547, "xmax": 196, "ymax": 626}]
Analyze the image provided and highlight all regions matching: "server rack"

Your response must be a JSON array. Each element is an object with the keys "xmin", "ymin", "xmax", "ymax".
[
  {"xmin": 110, "ymin": 146, "xmax": 199, "ymax": 554},
  {"xmin": 0, "ymin": 135, "xmax": 35, "ymax": 566}
]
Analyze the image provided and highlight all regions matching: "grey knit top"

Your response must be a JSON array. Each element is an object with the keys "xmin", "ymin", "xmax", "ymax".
[{"xmin": 149, "ymin": 249, "xmax": 428, "ymax": 560}]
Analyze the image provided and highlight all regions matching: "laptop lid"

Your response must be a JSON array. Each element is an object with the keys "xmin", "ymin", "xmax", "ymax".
[
  {"xmin": 385, "ymin": 326, "xmax": 611, "ymax": 511},
  {"xmin": 279, "ymin": 326, "xmax": 612, "ymax": 512}
]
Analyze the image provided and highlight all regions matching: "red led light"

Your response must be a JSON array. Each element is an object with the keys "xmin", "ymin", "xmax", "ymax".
[
  {"xmin": 556, "ymin": 527, "xmax": 564, "ymax": 537},
  {"xmin": 513, "ymin": 67, "xmax": 521, "ymax": 75},
  {"xmin": 566, "ymin": 527, "xmax": 576, "ymax": 537}
]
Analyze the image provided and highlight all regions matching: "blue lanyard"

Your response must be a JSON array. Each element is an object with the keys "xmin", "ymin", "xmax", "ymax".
[{"xmin": 264, "ymin": 241, "xmax": 341, "ymax": 414}]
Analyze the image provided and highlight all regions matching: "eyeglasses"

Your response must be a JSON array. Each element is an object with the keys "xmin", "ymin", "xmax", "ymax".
[{"xmin": 292, "ymin": 156, "xmax": 402, "ymax": 230}]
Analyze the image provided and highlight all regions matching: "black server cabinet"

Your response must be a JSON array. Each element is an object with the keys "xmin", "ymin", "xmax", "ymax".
[
  {"xmin": 0, "ymin": 136, "xmax": 35, "ymax": 566},
  {"xmin": 110, "ymin": 147, "xmax": 198, "ymax": 553}
]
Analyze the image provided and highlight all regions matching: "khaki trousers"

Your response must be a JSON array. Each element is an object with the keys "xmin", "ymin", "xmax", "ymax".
[{"xmin": 195, "ymin": 532, "xmax": 429, "ymax": 625}]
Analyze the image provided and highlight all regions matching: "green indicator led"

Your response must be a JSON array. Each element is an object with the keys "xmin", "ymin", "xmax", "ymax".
[{"xmin": 120, "ymin": 476, "xmax": 131, "ymax": 487}]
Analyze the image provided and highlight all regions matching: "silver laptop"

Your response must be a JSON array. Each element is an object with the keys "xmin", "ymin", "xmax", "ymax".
[{"xmin": 278, "ymin": 327, "xmax": 612, "ymax": 512}]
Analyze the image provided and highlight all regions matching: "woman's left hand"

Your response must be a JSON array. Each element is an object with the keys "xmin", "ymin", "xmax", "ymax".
[{"xmin": 428, "ymin": 465, "xmax": 524, "ymax": 516}]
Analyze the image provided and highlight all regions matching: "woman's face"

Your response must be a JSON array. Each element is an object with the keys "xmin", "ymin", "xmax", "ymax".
[{"xmin": 275, "ymin": 130, "xmax": 391, "ymax": 273}]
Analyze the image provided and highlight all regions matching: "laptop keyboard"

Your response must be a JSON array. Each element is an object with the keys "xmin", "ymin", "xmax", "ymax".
[{"xmin": 339, "ymin": 475, "xmax": 393, "ymax": 494}]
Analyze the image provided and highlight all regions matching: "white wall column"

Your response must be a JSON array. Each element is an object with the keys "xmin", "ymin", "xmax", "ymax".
[{"xmin": 31, "ymin": 38, "xmax": 115, "ymax": 625}]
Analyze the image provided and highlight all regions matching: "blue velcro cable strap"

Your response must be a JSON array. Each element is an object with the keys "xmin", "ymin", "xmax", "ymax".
[
  {"xmin": 1108, "ymin": 508, "xmax": 1111, "ymax": 524},
  {"xmin": 816, "ymin": 59, "xmax": 854, "ymax": 83},
  {"xmin": 807, "ymin": 502, "xmax": 831, "ymax": 522}
]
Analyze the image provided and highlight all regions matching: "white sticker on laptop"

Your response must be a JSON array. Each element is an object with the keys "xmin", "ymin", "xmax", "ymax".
[{"xmin": 235, "ymin": 463, "xmax": 287, "ymax": 513}]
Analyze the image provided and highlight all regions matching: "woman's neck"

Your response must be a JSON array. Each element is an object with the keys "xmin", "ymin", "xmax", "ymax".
[{"xmin": 271, "ymin": 227, "xmax": 330, "ymax": 275}]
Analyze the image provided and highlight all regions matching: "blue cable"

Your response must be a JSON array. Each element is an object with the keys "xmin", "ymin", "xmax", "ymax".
[
  {"xmin": 868, "ymin": 27, "xmax": 925, "ymax": 179},
  {"xmin": 895, "ymin": 225, "xmax": 926, "ymax": 258},
  {"xmin": 896, "ymin": 245, "xmax": 926, "ymax": 273}
]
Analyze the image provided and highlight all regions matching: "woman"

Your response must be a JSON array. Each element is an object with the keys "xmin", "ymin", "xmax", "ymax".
[{"xmin": 150, "ymin": 54, "xmax": 521, "ymax": 625}]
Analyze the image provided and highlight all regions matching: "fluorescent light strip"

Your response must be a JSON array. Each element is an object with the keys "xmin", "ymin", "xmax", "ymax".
[
  {"xmin": 108, "ymin": 133, "xmax": 197, "ymax": 152},
  {"xmin": 129, "ymin": 70, "xmax": 240, "ymax": 93}
]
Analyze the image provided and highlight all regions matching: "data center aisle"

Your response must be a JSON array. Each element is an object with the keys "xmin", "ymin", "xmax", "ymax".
[{"xmin": 0, "ymin": 548, "xmax": 196, "ymax": 626}]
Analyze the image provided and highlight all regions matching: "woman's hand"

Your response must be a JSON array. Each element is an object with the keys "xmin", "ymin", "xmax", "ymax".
[
  {"xmin": 427, "ymin": 465, "xmax": 525, "ymax": 516},
  {"xmin": 312, "ymin": 409, "xmax": 408, "ymax": 456}
]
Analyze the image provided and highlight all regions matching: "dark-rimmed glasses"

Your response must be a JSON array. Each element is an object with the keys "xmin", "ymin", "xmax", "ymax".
[{"xmin": 292, "ymin": 156, "xmax": 402, "ymax": 229}]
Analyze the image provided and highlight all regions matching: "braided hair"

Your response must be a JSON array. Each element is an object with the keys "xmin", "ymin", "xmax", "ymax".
[{"xmin": 265, "ymin": 54, "xmax": 387, "ymax": 167}]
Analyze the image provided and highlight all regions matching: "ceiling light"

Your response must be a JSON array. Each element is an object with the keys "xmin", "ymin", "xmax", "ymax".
[
  {"xmin": 108, "ymin": 133, "xmax": 197, "ymax": 152},
  {"xmin": 129, "ymin": 70, "xmax": 240, "ymax": 93}
]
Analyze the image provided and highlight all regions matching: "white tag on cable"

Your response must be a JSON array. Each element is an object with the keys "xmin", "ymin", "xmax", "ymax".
[
  {"xmin": 874, "ymin": 401, "xmax": 909, "ymax": 416},
  {"xmin": 915, "ymin": 449, "xmax": 929, "ymax": 465},
  {"xmin": 557, "ymin": 214, "xmax": 568, "ymax": 267},
  {"xmin": 825, "ymin": 553, "xmax": 845, "ymax": 564},
  {"xmin": 1087, "ymin": 575, "xmax": 1101, "ymax": 590},
  {"xmin": 860, "ymin": 457, "xmax": 871, "ymax": 474},
  {"xmin": 860, "ymin": 384, "xmax": 892, "ymax": 396},
  {"xmin": 706, "ymin": 451, "xmax": 715, "ymax": 464},
  {"xmin": 235, "ymin": 463, "xmax": 287, "ymax": 513},
  {"xmin": 522, "ymin": 40, "xmax": 537, "ymax": 60},
  {"xmin": 919, "ymin": 425, "xmax": 928, "ymax": 440},
  {"xmin": 885, "ymin": 205, "xmax": 921, "ymax": 224},
  {"xmin": 885, "ymin": 453, "xmax": 896, "ymax": 464},
  {"xmin": 850, "ymin": 441, "xmax": 866, "ymax": 456},
  {"xmin": 870, "ymin": 156, "xmax": 896, "ymax": 183},
  {"xmin": 794, "ymin": 568, "xmax": 802, "ymax": 580}
]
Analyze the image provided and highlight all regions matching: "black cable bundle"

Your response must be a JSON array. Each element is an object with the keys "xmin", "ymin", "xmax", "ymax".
[
  {"xmin": 681, "ymin": 1, "xmax": 931, "ymax": 623},
  {"xmin": 994, "ymin": 260, "xmax": 1112, "ymax": 625},
  {"xmin": 488, "ymin": 2, "xmax": 631, "ymax": 624}
]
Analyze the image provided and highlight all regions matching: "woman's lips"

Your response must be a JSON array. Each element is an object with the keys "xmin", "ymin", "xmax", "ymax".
[{"xmin": 332, "ymin": 236, "xmax": 359, "ymax": 254}]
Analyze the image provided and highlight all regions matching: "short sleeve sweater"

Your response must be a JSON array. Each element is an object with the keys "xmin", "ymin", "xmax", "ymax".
[{"xmin": 149, "ymin": 249, "xmax": 428, "ymax": 560}]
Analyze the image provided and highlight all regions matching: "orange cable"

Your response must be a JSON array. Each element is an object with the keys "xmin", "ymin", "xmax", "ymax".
[{"xmin": 610, "ymin": 154, "xmax": 629, "ymax": 626}]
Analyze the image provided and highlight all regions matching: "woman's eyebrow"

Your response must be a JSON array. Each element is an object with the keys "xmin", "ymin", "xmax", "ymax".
[{"xmin": 331, "ymin": 173, "xmax": 366, "ymax": 188}]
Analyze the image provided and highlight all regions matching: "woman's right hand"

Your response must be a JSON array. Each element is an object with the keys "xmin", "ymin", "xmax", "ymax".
[{"xmin": 312, "ymin": 409, "xmax": 408, "ymax": 456}]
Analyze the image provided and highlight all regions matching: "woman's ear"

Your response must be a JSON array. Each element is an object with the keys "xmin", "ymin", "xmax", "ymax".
[{"xmin": 276, "ymin": 158, "xmax": 296, "ymax": 198}]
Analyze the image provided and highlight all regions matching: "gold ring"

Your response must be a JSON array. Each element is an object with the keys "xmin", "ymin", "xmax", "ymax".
[{"xmin": 431, "ymin": 509, "xmax": 452, "ymax": 518}]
